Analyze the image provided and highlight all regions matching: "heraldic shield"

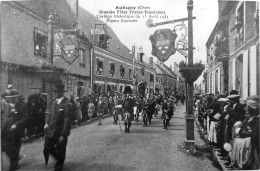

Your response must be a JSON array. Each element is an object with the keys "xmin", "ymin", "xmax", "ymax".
[{"xmin": 149, "ymin": 29, "xmax": 177, "ymax": 62}]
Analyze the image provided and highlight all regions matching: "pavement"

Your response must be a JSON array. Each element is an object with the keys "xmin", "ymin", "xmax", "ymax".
[{"xmin": 1, "ymin": 103, "xmax": 220, "ymax": 171}]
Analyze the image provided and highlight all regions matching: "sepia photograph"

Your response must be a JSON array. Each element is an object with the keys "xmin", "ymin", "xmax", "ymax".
[{"xmin": 0, "ymin": 0, "xmax": 259, "ymax": 170}]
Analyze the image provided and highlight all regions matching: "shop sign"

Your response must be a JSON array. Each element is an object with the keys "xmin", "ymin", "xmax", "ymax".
[
  {"xmin": 54, "ymin": 32, "xmax": 80, "ymax": 64},
  {"xmin": 149, "ymin": 29, "xmax": 177, "ymax": 62}
]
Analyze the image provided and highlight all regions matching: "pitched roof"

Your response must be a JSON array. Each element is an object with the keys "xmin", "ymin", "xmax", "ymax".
[
  {"xmin": 160, "ymin": 62, "xmax": 177, "ymax": 79},
  {"xmin": 12, "ymin": 0, "xmax": 76, "ymax": 29},
  {"xmin": 78, "ymin": 7, "xmax": 133, "ymax": 61},
  {"xmin": 154, "ymin": 63, "xmax": 175, "ymax": 79}
]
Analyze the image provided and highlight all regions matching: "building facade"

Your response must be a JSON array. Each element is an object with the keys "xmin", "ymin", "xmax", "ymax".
[
  {"xmin": 206, "ymin": 1, "xmax": 259, "ymax": 99},
  {"xmin": 1, "ymin": 0, "xmax": 92, "ymax": 111},
  {"xmin": 154, "ymin": 61, "xmax": 177, "ymax": 95},
  {"xmin": 78, "ymin": 8, "xmax": 156, "ymax": 97}
]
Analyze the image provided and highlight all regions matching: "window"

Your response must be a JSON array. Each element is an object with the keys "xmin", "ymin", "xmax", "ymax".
[
  {"xmin": 120, "ymin": 65, "xmax": 125, "ymax": 79},
  {"xmin": 110, "ymin": 62, "xmax": 115, "ymax": 77},
  {"xmin": 79, "ymin": 49, "xmax": 85, "ymax": 67},
  {"xmin": 234, "ymin": 2, "xmax": 244, "ymax": 48},
  {"xmin": 34, "ymin": 28, "xmax": 47, "ymax": 58},
  {"xmin": 156, "ymin": 77, "xmax": 160, "ymax": 84},
  {"xmin": 129, "ymin": 68, "xmax": 132, "ymax": 80},
  {"xmin": 141, "ymin": 67, "xmax": 145, "ymax": 77},
  {"xmin": 67, "ymin": 78, "xmax": 73, "ymax": 92},
  {"xmin": 119, "ymin": 85, "xmax": 124, "ymax": 93},
  {"xmin": 96, "ymin": 58, "xmax": 104, "ymax": 75},
  {"xmin": 150, "ymin": 73, "xmax": 154, "ymax": 82}
]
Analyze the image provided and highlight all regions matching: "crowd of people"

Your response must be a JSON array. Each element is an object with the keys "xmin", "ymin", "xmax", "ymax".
[
  {"xmin": 194, "ymin": 90, "xmax": 260, "ymax": 170},
  {"xmin": 1, "ymin": 82, "xmax": 186, "ymax": 171}
]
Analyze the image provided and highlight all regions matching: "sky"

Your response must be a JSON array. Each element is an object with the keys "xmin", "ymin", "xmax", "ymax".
[{"xmin": 79, "ymin": 0, "xmax": 219, "ymax": 82}]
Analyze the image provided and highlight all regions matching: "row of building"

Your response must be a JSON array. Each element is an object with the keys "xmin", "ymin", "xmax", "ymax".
[
  {"xmin": 0, "ymin": 0, "xmax": 184, "ymax": 111},
  {"xmin": 205, "ymin": 0, "xmax": 259, "ymax": 99}
]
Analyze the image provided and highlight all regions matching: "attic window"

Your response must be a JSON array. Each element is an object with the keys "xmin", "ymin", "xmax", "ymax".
[
  {"xmin": 34, "ymin": 28, "xmax": 47, "ymax": 58},
  {"xmin": 98, "ymin": 34, "xmax": 110, "ymax": 49}
]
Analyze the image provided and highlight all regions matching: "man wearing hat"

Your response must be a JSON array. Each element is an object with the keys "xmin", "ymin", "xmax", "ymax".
[
  {"xmin": 1, "ymin": 89, "xmax": 29, "ymax": 171},
  {"xmin": 43, "ymin": 83, "xmax": 72, "ymax": 171},
  {"xmin": 227, "ymin": 94, "xmax": 245, "ymax": 123}
]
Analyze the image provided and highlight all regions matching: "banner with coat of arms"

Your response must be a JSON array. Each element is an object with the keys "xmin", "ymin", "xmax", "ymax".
[
  {"xmin": 149, "ymin": 29, "xmax": 177, "ymax": 62},
  {"xmin": 54, "ymin": 32, "xmax": 80, "ymax": 64}
]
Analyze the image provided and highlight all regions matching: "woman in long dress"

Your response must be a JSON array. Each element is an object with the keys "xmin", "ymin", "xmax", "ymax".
[
  {"xmin": 75, "ymin": 97, "xmax": 82, "ymax": 125},
  {"xmin": 88, "ymin": 99, "xmax": 95, "ymax": 122}
]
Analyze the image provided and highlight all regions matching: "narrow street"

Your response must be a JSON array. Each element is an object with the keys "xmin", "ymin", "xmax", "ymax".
[{"xmin": 2, "ymin": 104, "xmax": 218, "ymax": 171}]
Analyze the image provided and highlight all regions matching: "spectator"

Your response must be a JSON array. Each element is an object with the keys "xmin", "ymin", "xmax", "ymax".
[
  {"xmin": 75, "ymin": 97, "xmax": 82, "ymax": 125},
  {"xmin": 87, "ymin": 99, "xmax": 95, "ymax": 122}
]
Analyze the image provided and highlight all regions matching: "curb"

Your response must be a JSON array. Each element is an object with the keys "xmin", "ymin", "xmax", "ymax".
[
  {"xmin": 21, "ymin": 114, "xmax": 113, "ymax": 144},
  {"xmin": 194, "ymin": 118, "xmax": 234, "ymax": 171}
]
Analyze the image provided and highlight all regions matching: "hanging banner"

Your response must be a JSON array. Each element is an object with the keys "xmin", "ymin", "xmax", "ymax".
[
  {"xmin": 54, "ymin": 32, "xmax": 80, "ymax": 64},
  {"xmin": 149, "ymin": 29, "xmax": 177, "ymax": 62}
]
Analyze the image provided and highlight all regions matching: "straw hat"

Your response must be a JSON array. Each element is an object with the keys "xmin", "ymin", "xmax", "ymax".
[{"xmin": 4, "ymin": 89, "xmax": 20, "ymax": 98}]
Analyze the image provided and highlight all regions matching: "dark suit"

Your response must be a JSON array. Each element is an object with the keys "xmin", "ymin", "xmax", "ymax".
[
  {"xmin": 1, "ymin": 100, "xmax": 29, "ymax": 170},
  {"xmin": 44, "ymin": 97, "xmax": 72, "ymax": 171},
  {"xmin": 229, "ymin": 103, "xmax": 245, "ymax": 122},
  {"xmin": 161, "ymin": 103, "xmax": 169, "ymax": 129}
]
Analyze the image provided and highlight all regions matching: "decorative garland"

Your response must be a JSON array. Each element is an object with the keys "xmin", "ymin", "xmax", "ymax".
[
  {"xmin": 0, "ymin": 61, "xmax": 37, "ymax": 73},
  {"xmin": 0, "ymin": 60, "xmax": 88, "ymax": 79}
]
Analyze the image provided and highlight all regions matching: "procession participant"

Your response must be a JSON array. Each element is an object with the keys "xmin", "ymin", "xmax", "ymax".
[
  {"xmin": 96, "ymin": 96, "xmax": 104, "ymax": 126},
  {"xmin": 2, "ymin": 89, "xmax": 29, "ymax": 171},
  {"xmin": 123, "ymin": 94, "xmax": 134, "ymax": 133},
  {"xmin": 167, "ymin": 100, "xmax": 175, "ymax": 127},
  {"xmin": 133, "ymin": 95, "xmax": 139, "ymax": 122},
  {"xmin": 161, "ymin": 98, "xmax": 169, "ymax": 130},
  {"xmin": 146, "ymin": 96, "xmax": 156, "ymax": 124},
  {"xmin": 43, "ymin": 83, "xmax": 72, "ymax": 171},
  {"xmin": 108, "ymin": 96, "xmax": 115, "ymax": 116}
]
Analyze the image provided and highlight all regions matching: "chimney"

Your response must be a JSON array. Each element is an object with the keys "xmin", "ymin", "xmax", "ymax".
[
  {"xmin": 66, "ymin": 0, "xmax": 79, "ymax": 19},
  {"xmin": 149, "ymin": 57, "xmax": 153, "ymax": 66},
  {"xmin": 170, "ymin": 65, "xmax": 172, "ymax": 70}
]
